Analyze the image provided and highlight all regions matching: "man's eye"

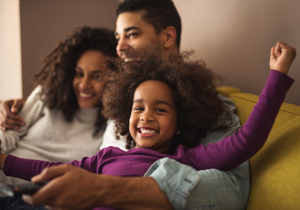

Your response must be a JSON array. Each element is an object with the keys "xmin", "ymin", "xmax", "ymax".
[
  {"xmin": 128, "ymin": 33, "xmax": 138, "ymax": 38},
  {"xmin": 134, "ymin": 107, "xmax": 144, "ymax": 111}
]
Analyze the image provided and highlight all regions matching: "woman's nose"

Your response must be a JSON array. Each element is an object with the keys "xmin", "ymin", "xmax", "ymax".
[{"xmin": 79, "ymin": 76, "xmax": 92, "ymax": 89}]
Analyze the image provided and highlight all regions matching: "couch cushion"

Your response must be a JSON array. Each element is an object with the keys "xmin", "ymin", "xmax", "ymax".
[{"xmin": 223, "ymin": 89, "xmax": 300, "ymax": 210}]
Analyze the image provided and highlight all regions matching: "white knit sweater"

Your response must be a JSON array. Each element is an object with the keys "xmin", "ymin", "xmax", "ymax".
[{"xmin": 0, "ymin": 86, "xmax": 106, "ymax": 185}]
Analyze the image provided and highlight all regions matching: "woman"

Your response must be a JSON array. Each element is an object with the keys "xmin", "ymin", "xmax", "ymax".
[{"xmin": 0, "ymin": 26, "xmax": 117, "ymax": 186}]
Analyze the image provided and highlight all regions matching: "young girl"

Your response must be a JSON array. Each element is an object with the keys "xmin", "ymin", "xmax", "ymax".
[
  {"xmin": 0, "ymin": 42, "xmax": 296, "ymax": 209},
  {"xmin": 0, "ymin": 27, "xmax": 117, "ymax": 186}
]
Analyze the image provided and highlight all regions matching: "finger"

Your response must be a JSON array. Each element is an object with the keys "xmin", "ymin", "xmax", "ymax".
[
  {"xmin": 0, "ymin": 114, "xmax": 23, "ymax": 127},
  {"xmin": 32, "ymin": 165, "xmax": 69, "ymax": 183},
  {"xmin": 11, "ymin": 100, "xmax": 24, "ymax": 113},
  {"xmin": 270, "ymin": 47, "xmax": 276, "ymax": 59},
  {"xmin": 0, "ymin": 108, "xmax": 24, "ymax": 123},
  {"xmin": 0, "ymin": 122, "xmax": 20, "ymax": 130},
  {"xmin": 23, "ymin": 176, "xmax": 66, "ymax": 207},
  {"xmin": 44, "ymin": 205, "xmax": 61, "ymax": 210},
  {"xmin": 0, "ymin": 113, "xmax": 23, "ymax": 130},
  {"xmin": 274, "ymin": 42, "xmax": 282, "ymax": 58}
]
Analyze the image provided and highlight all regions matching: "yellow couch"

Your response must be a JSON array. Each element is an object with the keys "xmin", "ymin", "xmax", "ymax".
[{"xmin": 218, "ymin": 86, "xmax": 300, "ymax": 210}]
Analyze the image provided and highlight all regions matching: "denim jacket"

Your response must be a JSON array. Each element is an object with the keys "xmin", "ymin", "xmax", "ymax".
[{"xmin": 145, "ymin": 96, "xmax": 250, "ymax": 210}]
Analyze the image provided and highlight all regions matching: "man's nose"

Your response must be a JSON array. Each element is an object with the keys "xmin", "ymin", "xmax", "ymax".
[{"xmin": 116, "ymin": 36, "xmax": 131, "ymax": 56}]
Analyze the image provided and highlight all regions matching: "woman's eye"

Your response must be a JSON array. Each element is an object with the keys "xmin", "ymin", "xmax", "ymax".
[
  {"xmin": 75, "ymin": 72, "xmax": 83, "ymax": 77},
  {"xmin": 92, "ymin": 75, "xmax": 101, "ymax": 81}
]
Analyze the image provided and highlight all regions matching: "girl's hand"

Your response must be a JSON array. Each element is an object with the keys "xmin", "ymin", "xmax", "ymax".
[{"xmin": 270, "ymin": 42, "xmax": 296, "ymax": 75}]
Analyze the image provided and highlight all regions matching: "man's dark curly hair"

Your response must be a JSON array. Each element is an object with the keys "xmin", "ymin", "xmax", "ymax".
[
  {"xmin": 116, "ymin": 0, "xmax": 182, "ymax": 48},
  {"xmin": 102, "ymin": 47, "xmax": 233, "ymax": 151},
  {"xmin": 32, "ymin": 26, "xmax": 118, "ymax": 136}
]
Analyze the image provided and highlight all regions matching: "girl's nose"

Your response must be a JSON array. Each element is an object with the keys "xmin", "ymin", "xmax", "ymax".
[{"xmin": 140, "ymin": 112, "xmax": 154, "ymax": 122}]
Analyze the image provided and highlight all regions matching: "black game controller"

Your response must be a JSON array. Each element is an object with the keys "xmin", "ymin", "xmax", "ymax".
[{"xmin": 0, "ymin": 182, "xmax": 48, "ymax": 197}]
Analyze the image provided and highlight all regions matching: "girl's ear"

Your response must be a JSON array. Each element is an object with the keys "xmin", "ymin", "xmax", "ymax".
[{"xmin": 161, "ymin": 26, "xmax": 177, "ymax": 49}]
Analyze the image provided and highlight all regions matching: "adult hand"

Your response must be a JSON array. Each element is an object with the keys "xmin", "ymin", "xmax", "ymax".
[
  {"xmin": 270, "ymin": 42, "xmax": 296, "ymax": 75},
  {"xmin": 0, "ymin": 99, "xmax": 26, "ymax": 131},
  {"xmin": 23, "ymin": 165, "xmax": 105, "ymax": 210},
  {"xmin": 23, "ymin": 165, "xmax": 173, "ymax": 210}
]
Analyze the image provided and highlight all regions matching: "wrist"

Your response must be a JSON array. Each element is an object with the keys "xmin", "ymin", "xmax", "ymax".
[
  {"xmin": 0, "ymin": 153, "xmax": 8, "ymax": 170},
  {"xmin": 96, "ymin": 175, "xmax": 173, "ymax": 210}
]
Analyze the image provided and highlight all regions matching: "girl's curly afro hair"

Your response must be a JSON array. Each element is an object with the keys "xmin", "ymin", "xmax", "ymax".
[{"xmin": 102, "ymin": 46, "xmax": 233, "ymax": 151}]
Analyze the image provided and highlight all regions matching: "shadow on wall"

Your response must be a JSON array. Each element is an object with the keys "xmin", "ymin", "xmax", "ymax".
[{"xmin": 173, "ymin": 0, "xmax": 300, "ymax": 105}]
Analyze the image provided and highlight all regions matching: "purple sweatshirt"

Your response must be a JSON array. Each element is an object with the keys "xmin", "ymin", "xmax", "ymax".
[{"xmin": 3, "ymin": 70, "xmax": 293, "ymax": 210}]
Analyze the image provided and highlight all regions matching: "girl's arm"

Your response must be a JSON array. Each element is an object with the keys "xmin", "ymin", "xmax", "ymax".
[
  {"xmin": 0, "ymin": 86, "xmax": 44, "ymax": 153},
  {"xmin": 1, "ymin": 147, "xmax": 108, "ymax": 181},
  {"xmin": 187, "ymin": 42, "xmax": 296, "ymax": 171}
]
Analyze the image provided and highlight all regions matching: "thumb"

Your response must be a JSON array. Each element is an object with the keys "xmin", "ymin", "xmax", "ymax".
[{"xmin": 31, "ymin": 165, "xmax": 70, "ymax": 183}]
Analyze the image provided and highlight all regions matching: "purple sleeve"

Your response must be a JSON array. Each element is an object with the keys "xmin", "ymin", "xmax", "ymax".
[
  {"xmin": 3, "ymin": 149, "xmax": 107, "ymax": 181},
  {"xmin": 187, "ymin": 70, "xmax": 294, "ymax": 171}
]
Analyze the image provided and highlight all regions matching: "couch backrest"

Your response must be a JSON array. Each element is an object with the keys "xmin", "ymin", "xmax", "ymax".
[{"xmin": 219, "ymin": 87, "xmax": 300, "ymax": 210}]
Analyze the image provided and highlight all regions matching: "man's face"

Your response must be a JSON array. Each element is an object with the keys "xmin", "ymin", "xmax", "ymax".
[{"xmin": 115, "ymin": 12, "xmax": 164, "ymax": 60}]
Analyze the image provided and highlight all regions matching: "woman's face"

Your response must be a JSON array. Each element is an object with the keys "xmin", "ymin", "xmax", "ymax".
[
  {"xmin": 129, "ymin": 80, "xmax": 178, "ymax": 154},
  {"xmin": 73, "ymin": 50, "xmax": 106, "ymax": 108}
]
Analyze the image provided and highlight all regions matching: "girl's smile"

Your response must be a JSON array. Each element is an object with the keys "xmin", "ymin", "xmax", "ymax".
[
  {"xmin": 129, "ymin": 80, "xmax": 178, "ymax": 154},
  {"xmin": 138, "ymin": 127, "xmax": 159, "ymax": 136}
]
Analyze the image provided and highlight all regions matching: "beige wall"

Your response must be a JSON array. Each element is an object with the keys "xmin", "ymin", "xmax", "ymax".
[
  {"xmin": 173, "ymin": 0, "xmax": 300, "ymax": 105},
  {"xmin": 2, "ymin": 0, "xmax": 299, "ymax": 105},
  {"xmin": 20, "ymin": 0, "xmax": 118, "ymax": 98},
  {"xmin": 0, "ymin": 0, "xmax": 22, "ymax": 101}
]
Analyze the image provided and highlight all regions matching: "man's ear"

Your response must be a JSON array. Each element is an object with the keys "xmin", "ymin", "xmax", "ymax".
[{"xmin": 161, "ymin": 26, "xmax": 177, "ymax": 49}]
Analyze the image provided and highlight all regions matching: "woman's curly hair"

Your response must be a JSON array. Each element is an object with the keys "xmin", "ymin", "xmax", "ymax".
[
  {"xmin": 102, "ymin": 47, "xmax": 233, "ymax": 151},
  {"xmin": 32, "ymin": 26, "xmax": 118, "ymax": 136}
]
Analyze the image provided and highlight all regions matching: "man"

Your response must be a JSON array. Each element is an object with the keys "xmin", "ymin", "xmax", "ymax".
[{"xmin": 0, "ymin": 1, "xmax": 249, "ymax": 209}]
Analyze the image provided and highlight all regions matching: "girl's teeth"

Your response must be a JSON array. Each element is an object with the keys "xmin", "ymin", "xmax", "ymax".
[{"xmin": 140, "ymin": 129, "xmax": 157, "ymax": 134}]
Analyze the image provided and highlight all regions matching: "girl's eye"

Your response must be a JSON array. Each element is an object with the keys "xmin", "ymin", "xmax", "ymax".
[
  {"xmin": 156, "ymin": 109, "xmax": 166, "ymax": 113},
  {"xmin": 134, "ymin": 107, "xmax": 144, "ymax": 111}
]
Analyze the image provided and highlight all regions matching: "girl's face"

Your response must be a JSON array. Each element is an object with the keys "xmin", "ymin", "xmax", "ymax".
[
  {"xmin": 73, "ymin": 50, "xmax": 106, "ymax": 108},
  {"xmin": 129, "ymin": 80, "xmax": 178, "ymax": 154}
]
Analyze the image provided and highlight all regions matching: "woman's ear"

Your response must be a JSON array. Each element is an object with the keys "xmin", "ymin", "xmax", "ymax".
[{"xmin": 161, "ymin": 26, "xmax": 177, "ymax": 49}]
